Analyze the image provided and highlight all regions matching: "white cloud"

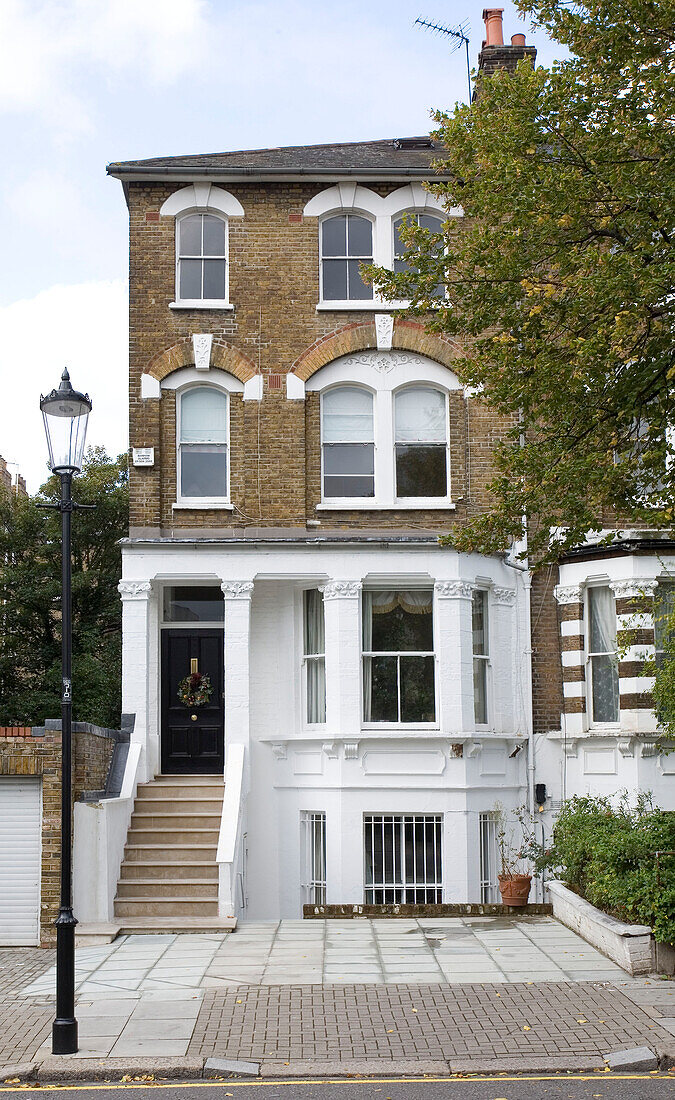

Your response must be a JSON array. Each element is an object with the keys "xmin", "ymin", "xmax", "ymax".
[
  {"xmin": 0, "ymin": 0, "xmax": 207, "ymax": 134},
  {"xmin": 0, "ymin": 280, "xmax": 128, "ymax": 492}
]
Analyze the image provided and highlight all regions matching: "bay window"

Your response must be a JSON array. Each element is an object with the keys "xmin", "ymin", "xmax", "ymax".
[
  {"xmin": 472, "ymin": 589, "xmax": 489, "ymax": 726},
  {"xmin": 587, "ymin": 585, "xmax": 619, "ymax": 723},
  {"xmin": 303, "ymin": 590, "xmax": 326, "ymax": 724},
  {"xmin": 362, "ymin": 590, "xmax": 435, "ymax": 723}
]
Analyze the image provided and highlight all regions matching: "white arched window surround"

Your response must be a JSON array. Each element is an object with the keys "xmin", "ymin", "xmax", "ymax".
[
  {"xmin": 160, "ymin": 184, "xmax": 245, "ymax": 311},
  {"xmin": 162, "ymin": 369, "xmax": 243, "ymax": 510},
  {"xmin": 303, "ymin": 183, "xmax": 459, "ymax": 310},
  {"xmin": 308, "ymin": 350, "xmax": 460, "ymax": 510}
]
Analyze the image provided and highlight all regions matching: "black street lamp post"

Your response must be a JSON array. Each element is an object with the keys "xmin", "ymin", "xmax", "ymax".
[{"xmin": 40, "ymin": 369, "xmax": 92, "ymax": 1057}]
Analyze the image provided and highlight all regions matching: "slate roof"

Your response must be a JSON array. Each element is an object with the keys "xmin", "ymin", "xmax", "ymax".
[{"xmin": 107, "ymin": 138, "xmax": 442, "ymax": 178}]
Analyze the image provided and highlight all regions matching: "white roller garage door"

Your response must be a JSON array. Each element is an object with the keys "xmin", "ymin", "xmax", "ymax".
[{"xmin": 0, "ymin": 778, "xmax": 41, "ymax": 945}]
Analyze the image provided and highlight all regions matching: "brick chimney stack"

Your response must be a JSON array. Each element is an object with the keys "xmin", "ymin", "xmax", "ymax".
[{"xmin": 477, "ymin": 7, "xmax": 537, "ymax": 81}]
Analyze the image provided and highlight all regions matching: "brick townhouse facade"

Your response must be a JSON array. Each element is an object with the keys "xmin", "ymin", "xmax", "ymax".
[{"xmin": 96, "ymin": 9, "xmax": 674, "ymax": 927}]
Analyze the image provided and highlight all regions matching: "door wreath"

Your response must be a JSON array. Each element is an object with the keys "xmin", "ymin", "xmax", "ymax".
[{"xmin": 177, "ymin": 672, "xmax": 213, "ymax": 707}]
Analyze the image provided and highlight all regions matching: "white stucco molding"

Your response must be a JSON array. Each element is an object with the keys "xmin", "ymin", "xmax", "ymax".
[
  {"xmin": 270, "ymin": 742, "xmax": 287, "ymax": 760},
  {"xmin": 322, "ymin": 742, "xmax": 339, "ymax": 759},
  {"xmin": 192, "ymin": 333, "xmax": 213, "ymax": 371},
  {"xmin": 160, "ymin": 367, "xmax": 244, "ymax": 393},
  {"xmin": 303, "ymin": 183, "xmax": 382, "ymax": 219},
  {"xmin": 343, "ymin": 741, "xmax": 360, "ymax": 759},
  {"xmin": 609, "ymin": 579, "xmax": 659, "ymax": 600},
  {"xmin": 118, "ymin": 581, "xmax": 152, "ymax": 601},
  {"xmin": 221, "ymin": 581, "xmax": 254, "ymax": 599},
  {"xmin": 160, "ymin": 184, "xmax": 245, "ymax": 218},
  {"xmin": 321, "ymin": 581, "xmax": 362, "ymax": 600},
  {"xmin": 286, "ymin": 373, "xmax": 305, "ymax": 400},
  {"xmin": 141, "ymin": 373, "xmax": 161, "ymax": 399},
  {"xmin": 618, "ymin": 739, "xmax": 636, "ymax": 758},
  {"xmin": 641, "ymin": 740, "xmax": 659, "ymax": 757},
  {"xmin": 243, "ymin": 375, "xmax": 263, "ymax": 401},
  {"xmin": 466, "ymin": 741, "xmax": 482, "ymax": 758},
  {"xmin": 434, "ymin": 580, "xmax": 475, "ymax": 600},
  {"xmin": 375, "ymin": 314, "xmax": 393, "ymax": 351},
  {"xmin": 554, "ymin": 583, "xmax": 583, "ymax": 605},
  {"xmin": 492, "ymin": 586, "xmax": 516, "ymax": 605}
]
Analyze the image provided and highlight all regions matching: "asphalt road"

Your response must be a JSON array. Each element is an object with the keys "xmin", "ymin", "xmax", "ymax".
[{"xmin": 2, "ymin": 1077, "xmax": 675, "ymax": 1100}]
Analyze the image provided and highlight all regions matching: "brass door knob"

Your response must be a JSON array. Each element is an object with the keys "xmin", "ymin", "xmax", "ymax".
[{"xmin": 191, "ymin": 714, "xmax": 198, "ymax": 721}]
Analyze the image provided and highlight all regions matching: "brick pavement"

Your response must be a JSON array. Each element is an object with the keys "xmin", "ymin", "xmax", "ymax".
[
  {"xmin": 0, "ymin": 1003, "xmax": 53, "ymax": 1065},
  {"xmin": 188, "ymin": 981, "xmax": 672, "ymax": 1065},
  {"xmin": 0, "ymin": 948, "xmax": 54, "ymax": 999}
]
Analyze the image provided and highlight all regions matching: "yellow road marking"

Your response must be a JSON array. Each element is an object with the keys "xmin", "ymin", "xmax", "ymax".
[{"xmin": 0, "ymin": 1074, "xmax": 674, "ymax": 1091}]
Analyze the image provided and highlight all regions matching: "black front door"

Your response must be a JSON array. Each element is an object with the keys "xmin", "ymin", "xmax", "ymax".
[{"xmin": 161, "ymin": 629, "xmax": 224, "ymax": 774}]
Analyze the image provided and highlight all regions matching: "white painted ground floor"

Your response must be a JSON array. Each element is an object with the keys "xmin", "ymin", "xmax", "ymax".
[{"xmin": 73, "ymin": 534, "xmax": 675, "ymax": 926}]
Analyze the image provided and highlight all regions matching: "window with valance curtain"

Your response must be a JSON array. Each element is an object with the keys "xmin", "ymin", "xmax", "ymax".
[{"xmin": 362, "ymin": 590, "xmax": 435, "ymax": 723}]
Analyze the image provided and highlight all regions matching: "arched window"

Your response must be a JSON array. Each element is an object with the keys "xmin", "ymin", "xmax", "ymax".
[
  {"xmin": 178, "ymin": 386, "xmax": 229, "ymax": 500},
  {"xmin": 321, "ymin": 215, "xmax": 373, "ymax": 301},
  {"xmin": 394, "ymin": 388, "xmax": 448, "ymax": 498},
  {"xmin": 177, "ymin": 213, "xmax": 227, "ymax": 302},
  {"xmin": 321, "ymin": 386, "xmax": 374, "ymax": 498},
  {"xmin": 394, "ymin": 212, "xmax": 444, "ymax": 297}
]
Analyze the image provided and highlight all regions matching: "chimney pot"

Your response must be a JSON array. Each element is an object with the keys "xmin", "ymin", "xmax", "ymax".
[
  {"xmin": 511, "ymin": 33, "xmax": 526, "ymax": 46},
  {"xmin": 482, "ymin": 8, "xmax": 504, "ymax": 46}
]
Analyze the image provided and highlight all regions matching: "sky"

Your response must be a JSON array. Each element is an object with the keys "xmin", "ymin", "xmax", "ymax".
[{"xmin": 0, "ymin": 0, "xmax": 566, "ymax": 492}]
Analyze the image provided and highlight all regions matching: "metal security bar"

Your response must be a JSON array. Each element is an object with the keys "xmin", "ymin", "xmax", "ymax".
[
  {"xmin": 364, "ymin": 814, "xmax": 442, "ymax": 904},
  {"xmin": 479, "ymin": 812, "xmax": 498, "ymax": 903},
  {"xmin": 301, "ymin": 811, "xmax": 327, "ymax": 904}
]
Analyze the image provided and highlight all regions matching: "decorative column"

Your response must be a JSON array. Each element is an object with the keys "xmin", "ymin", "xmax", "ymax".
[
  {"xmin": 553, "ymin": 583, "xmax": 585, "ymax": 736},
  {"xmin": 610, "ymin": 578, "xmax": 658, "ymax": 733},
  {"xmin": 490, "ymin": 586, "xmax": 517, "ymax": 734},
  {"xmin": 221, "ymin": 581, "xmax": 254, "ymax": 777},
  {"xmin": 434, "ymin": 581, "xmax": 476, "ymax": 735},
  {"xmin": 118, "ymin": 581, "xmax": 154, "ymax": 781},
  {"xmin": 321, "ymin": 581, "xmax": 363, "ymax": 740}
]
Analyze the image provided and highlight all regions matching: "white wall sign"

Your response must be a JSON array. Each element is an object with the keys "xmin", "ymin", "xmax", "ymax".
[{"xmin": 132, "ymin": 447, "xmax": 155, "ymax": 467}]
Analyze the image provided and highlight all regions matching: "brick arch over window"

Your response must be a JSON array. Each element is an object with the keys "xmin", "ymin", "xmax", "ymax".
[
  {"xmin": 147, "ymin": 339, "xmax": 256, "ymax": 384},
  {"xmin": 291, "ymin": 320, "xmax": 462, "ymax": 383}
]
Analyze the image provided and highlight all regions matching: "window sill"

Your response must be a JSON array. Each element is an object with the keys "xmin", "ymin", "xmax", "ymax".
[
  {"xmin": 316, "ymin": 501, "xmax": 456, "ymax": 511},
  {"xmin": 169, "ymin": 300, "xmax": 235, "ymax": 311},
  {"xmin": 361, "ymin": 723, "xmax": 440, "ymax": 732},
  {"xmin": 315, "ymin": 301, "xmax": 408, "ymax": 312},
  {"xmin": 172, "ymin": 501, "xmax": 234, "ymax": 510}
]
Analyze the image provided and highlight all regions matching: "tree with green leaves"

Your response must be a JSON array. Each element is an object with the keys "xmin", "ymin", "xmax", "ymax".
[
  {"xmin": 0, "ymin": 448, "xmax": 128, "ymax": 728},
  {"xmin": 370, "ymin": 0, "xmax": 675, "ymax": 563}
]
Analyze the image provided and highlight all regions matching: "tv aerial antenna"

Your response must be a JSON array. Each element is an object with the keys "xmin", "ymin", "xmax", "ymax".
[{"xmin": 415, "ymin": 16, "xmax": 472, "ymax": 102}]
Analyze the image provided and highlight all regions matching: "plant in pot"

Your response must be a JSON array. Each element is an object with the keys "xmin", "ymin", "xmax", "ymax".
[{"xmin": 493, "ymin": 802, "xmax": 533, "ymax": 907}]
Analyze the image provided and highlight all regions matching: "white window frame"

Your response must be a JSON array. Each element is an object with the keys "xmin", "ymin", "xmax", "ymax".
[
  {"xmin": 176, "ymin": 383, "xmax": 231, "ymax": 508},
  {"xmin": 304, "ymin": 183, "xmax": 459, "ymax": 311},
  {"xmin": 301, "ymin": 810, "xmax": 327, "ymax": 905},
  {"xmin": 160, "ymin": 184, "xmax": 244, "ymax": 311},
  {"xmin": 585, "ymin": 583, "xmax": 620, "ymax": 728},
  {"xmin": 392, "ymin": 209, "xmax": 445, "ymax": 291},
  {"xmin": 302, "ymin": 589, "xmax": 326, "ymax": 728},
  {"xmin": 174, "ymin": 212, "xmax": 230, "ymax": 309},
  {"xmin": 361, "ymin": 588, "xmax": 438, "ymax": 729},
  {"xmin": 472, "ymin": 588, "xmax": 491, "ymax": 729},
  {"xmin": 479, "ymin": 811, "xmax": 498, "ymax": 903},
  {"xmin": 319, "ymin": 213, "xmax": 375, "ymax": 306},
  {"xmin": 319, "ymin": 384, "xmax": 376, "ymax": 506},
  {"xmin": 363, "ymin": 813, "xmax": 443, "ymax": 904},
  {"xmin": 393, "ymin": 384, "xmax": 450, "ymax": 506}
]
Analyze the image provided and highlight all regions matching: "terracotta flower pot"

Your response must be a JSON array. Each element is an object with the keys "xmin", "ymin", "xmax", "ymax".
[{"xmin": 498, "ymin": 873, "xmax": 532, "ymax": 906}]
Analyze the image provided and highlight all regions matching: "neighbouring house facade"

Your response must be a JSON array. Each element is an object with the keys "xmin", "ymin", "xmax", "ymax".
[{"xmin": 98, "ymin": 9, "xmax": 674, "ymax": 929}]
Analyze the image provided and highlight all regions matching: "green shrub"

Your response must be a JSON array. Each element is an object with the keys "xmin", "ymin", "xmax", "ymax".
[{"xmin": 543, "ymin": 793, "xmax": 675, "ymax": 944}]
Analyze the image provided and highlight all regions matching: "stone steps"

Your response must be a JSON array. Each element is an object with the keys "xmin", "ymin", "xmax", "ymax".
[{"xmin": 113, "ymin": 774, "xmax": 233, "ymax": 930}]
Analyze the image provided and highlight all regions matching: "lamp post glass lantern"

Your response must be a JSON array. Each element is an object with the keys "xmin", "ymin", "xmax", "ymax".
[{"xmin": 40, "ymin": 369, "xmax": 91, "ymax": 1056}]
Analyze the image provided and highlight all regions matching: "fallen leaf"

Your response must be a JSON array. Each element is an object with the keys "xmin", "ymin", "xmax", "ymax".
[
  {"xmin": 523, "ymin": 1025, "xmax": 531, "ymax": 1031},
  {"xmin": 4, "ymin": 1079, "xmax": 20, "ymax": 1085},
  {"xmin": 577, "ymin": 1018, "xmax": 587, "ymax": 1024},
  {"xmin": 411, "ymin": 1008, "xmax": 417, "ymax": 1012}
]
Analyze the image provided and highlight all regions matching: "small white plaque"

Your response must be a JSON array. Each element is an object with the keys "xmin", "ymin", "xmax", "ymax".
[{"xmin": 132, "ymin": 447, "xmax": 155, "ymax": 467}]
